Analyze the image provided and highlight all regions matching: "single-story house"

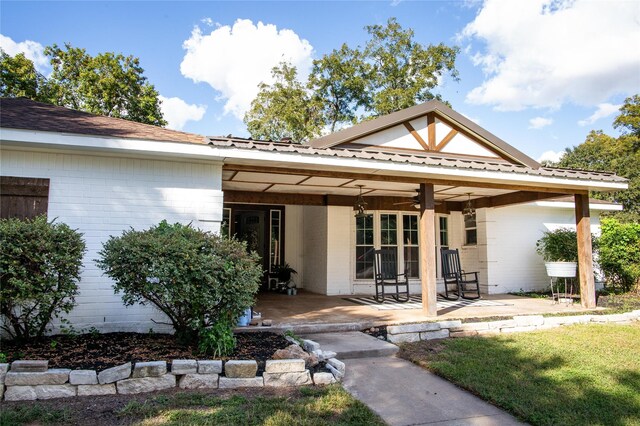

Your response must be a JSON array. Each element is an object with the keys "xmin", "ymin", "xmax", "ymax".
[{"xmin": 0, "ymin": 98, "xmax": 626, "ymax": 333}]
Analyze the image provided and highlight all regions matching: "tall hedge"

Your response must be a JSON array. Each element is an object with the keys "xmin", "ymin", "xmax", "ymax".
[
  {"xmin": 598, "ymin": 217, "xmax": 640, "ymax": 292},
  {"xmin": 0, "ymin": 216, "xmax": 86, "ymax": 340},
  {"xmin": 97, "ymin": 221, "xmax": 262, "ymax": 343}
]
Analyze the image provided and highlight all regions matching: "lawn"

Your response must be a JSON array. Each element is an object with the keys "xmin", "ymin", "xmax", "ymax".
[
  {"xmin": 0, "ymin": 385, "xmax": 385, "ymax": 426},
  {"xmin": 399, "ymin": 323, "xmax": 640, "ymax": 426}
]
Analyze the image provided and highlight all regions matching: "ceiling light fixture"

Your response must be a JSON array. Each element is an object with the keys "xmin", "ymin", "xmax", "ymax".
[
  {"xmin": 463, "ymin": 192, "xmax": 475, "ymax": 218},
  {"xmin": 354, "ymin": 185, "xmax": 368, "ymax": 218}
]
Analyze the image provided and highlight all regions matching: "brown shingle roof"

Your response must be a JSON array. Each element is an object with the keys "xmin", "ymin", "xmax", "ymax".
[
  {"xmin": 207, "ymin": 136, "xmax": 627, "ymax": 184},
  {"xmin": 0, "ymin": 98, "xmax": 204, "ymax": 144}
]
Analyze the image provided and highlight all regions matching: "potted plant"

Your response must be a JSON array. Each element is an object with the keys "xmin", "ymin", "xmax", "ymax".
[
  {"xmin": 276, "ymin": 263, "xmax": 297, "ymax": 283},
  {"xmin": 535, "ymin": 228, "xmax": 578, "ymax": 277}
]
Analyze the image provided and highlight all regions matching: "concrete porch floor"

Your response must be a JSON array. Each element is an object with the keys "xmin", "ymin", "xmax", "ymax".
[{"xmin": 253, "ymin": 290, "xmax": 601, "ymax": 331}]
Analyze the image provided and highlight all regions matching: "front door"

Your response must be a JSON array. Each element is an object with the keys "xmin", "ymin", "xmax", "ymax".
[{"xmin": 223, "ymin": 204, "xmax": 285, "ymax": 290}]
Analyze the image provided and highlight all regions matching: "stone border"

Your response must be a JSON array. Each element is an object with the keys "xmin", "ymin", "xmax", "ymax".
[
  {"xmin": 0, "ymin": 338, "xmax": 345, "ymax": 402},
  {"xmin": 385, "ymin": 310, "xmax": 640, "ymax": 344}
]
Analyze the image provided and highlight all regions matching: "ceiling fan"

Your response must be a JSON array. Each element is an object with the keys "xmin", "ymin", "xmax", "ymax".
[{"xmin": 393, "ymin": 189, "xmax": 442, "ymax": 209}]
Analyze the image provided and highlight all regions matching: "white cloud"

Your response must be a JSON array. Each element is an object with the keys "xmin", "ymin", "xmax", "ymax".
[
  {"xmin": 0, "ymin": 34, "xmax": 48, "ymax": 73},
  {"xmin": 159, "ymin": 96, "xmax": 207, "ymax": 130},
  {"xmin": 528, "ymin": 116, "xmax": 553, "ymax": 129},
  {"xmin": 180, "ymin": 19, "xmax": 314, "ymax": 119},
  {"xmin": 578, "ymin": 103, "xmax": 622, "ymax": 127},
  {"xmin": 537, "ymin": 150, "xmax": 564, "ymax": 164},
  {"xmin": 461, "ymin": 0, "xmax": 640, "ymax": 110}
]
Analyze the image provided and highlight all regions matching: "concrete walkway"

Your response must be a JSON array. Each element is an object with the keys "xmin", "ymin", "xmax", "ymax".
[{"xmin": 305, "ymin": 332, "xmax": 525, "ymax": 426}]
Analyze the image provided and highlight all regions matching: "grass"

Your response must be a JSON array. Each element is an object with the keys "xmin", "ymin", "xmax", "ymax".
[
  {"xmin": 399, "ymin": 323, "xmax": 640, "ymax": 426},
  {"xmin": 0, "ymin": 385, "xmax": 384, "ymax": 426}
]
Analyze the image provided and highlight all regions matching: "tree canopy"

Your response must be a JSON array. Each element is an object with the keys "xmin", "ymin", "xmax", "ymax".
[
  {"xmin": 1, "ymin": 44, "xmax": 166, "ymax": 126},
  {"xmin": 557, "ymin": 95, "xmax": 640, "ymax": 216},
  {"xmin": 244, "ymin": 18, "xmax": 459, "ymax": 143}
]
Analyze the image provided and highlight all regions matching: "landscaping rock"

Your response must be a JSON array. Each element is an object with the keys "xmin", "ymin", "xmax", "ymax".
[
  {"xmin": 224, "ymin": 360, "xmax": 257, "ymax": 378},
  {"xmin": 77, "ymin": 384, "xmax": 117, "ymax": 396},
  {"xmin": 0, "ymin": 385, "xmax": 4, "ymax": 400},
  {"xmin": 35, "ymin": 384, "xmax": 76, "ymax": 400},
  {"xmin": 387, "ymin": 332, "xmax": 420, "ymax": 344},
  {"xmin": 4, "ymin": 386, "xmax": 37, "ymax": 401},
  {"xmin": 325, "ymin": 364, "xmax": 343, "ymax": 381},
  {"xmin": 218, "ymin": 377, "xmax": 264, "ymax": 388},
  {"xmin": 179, "ymin": 373, "xmax": 219, "ymax": 389},
  {"xmin": 265, "ymin": 359, "xmax": 306, "ymax": 373},
  {"xmin": 116, "ymin": 374, "xmax": 176, "ymax": 394},
  {"xmin": 171, "ymin": 359, "xmax": 197, "ymax": 375},
  {"xmin": 272, "ymin": 344, "xmax": 319, "ymax": 368},
  {"xmin": 387, "ymin": 322, "xmax": 440, "ymax": 334},
  {"xmin": 263, "ymin": 371, "xmax": 312, "ymax": 387},
  {"xmin": 5, "ymin": 369, "xmax": 71, "ymax": 386},
  {"xmin": 302, "ymin": 339, "xmax": 321, "ymax": 352},
  {"xmin": 450, "ymin": 330, "xmax": 478, "ymax": 338},
  {"xmin": 0, "ymin": 363, "xmax": 9, "ymax": 384},
  {"xmin": 450, "ymin": 322, "xmax": 490, "ymax": 332},
  {"xmin": 69, "ymin": 370, "xmax": 98, "ymax": 385},
  {"xmin": 198, "ymin": 360, "xmax": 222, "ymax": 374},
  {"xmin": 284, "ymin": 335, "xmax": 300, "ymax": 345},
  {"xmin": 10, "ymin": 360, "xmax": 48, "ymax": 373},
  {"xmin": 487, "ymin": 320, "xmax": 517, "ymax": 330},
  {"xmin": 318, "ymin": 350, "xmax": 337, "ymax": 362},
  {"xmin": 133, "ymin": 361, "xmax": 167, "ymax": 378},
  {"xmin": 262, "ymin": 319, "xmax": 272, "ymax": 326},
  {"xmin": 327, "ymin": 358, "xmax": 345, "ymax": 376},
  {"xmin": 98, "ymin": 363, "xmax": 131, "ymax": 384},
  {"xmin": 501, "ymin": 326, "xmax": 538, "ymax": 333},
  {"xmin": 514, "ymin": 315, "xmax": 544, "ymax": 327},
  {"xmin": 420, "ymin": 329, "xmax": 450, "ymax": 340},
  {"xmin": 313, "ymin": 372, "xmax": 337, "ymax": 385},
  {"xmin": 436, "ymin": 320, "xmax": 463, "ymax": 329}
]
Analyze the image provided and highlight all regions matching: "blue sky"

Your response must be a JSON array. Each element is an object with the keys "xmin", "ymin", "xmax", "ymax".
[{"xmin": 2, "ymin": 0, "xmax": 639, "ymax": 162}]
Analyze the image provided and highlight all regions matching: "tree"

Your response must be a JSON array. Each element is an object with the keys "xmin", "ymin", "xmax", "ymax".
[
  {"xmin": 244, "ymin": 63, "xmax": 323, "ymax": 142},
  {"xmin": 557, "ymin": 96, "xmax": 640, "ymax": 215},
  {"xmin": 1, "ymin": 44, "xmax": 166, "ymax": 126},
  {"xmin": 244, "ymin": 18, "xmax": 459, "ymax": 142},
  {"xmin": 308, "ymin": 44, "xmax": 370, "ymax": 133},
  {"xmin": 614, "ymin": 94, "xmax": 640, "ymax": 138},
  {"xmin": 45, "ymin": 44, "xmax": 166, "ymax": 126},
  {"xmin": 0, "ymin": 50, "xmax": 51, "ymax": 102},
  {"xmin": 363, "ymin": 18, "xmax": 459, "ymax": 116}
]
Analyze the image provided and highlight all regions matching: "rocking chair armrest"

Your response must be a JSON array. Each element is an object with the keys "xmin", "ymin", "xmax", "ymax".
[{"xmin": 460, "ymin": 271, "xmax": 478, "ymax": 280}]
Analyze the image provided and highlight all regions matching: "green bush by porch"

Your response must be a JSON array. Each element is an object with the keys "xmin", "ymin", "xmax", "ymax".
[
  {"xmin": 399, "ymin": 323, "xmax": 640, "ymax": 426},
  {"xmin": 97, "ymin": 221, "xmax": 262, "ymax": 345}
]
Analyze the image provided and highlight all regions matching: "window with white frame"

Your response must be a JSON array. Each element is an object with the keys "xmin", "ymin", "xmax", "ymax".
[
  {"xmin": 355, "ymin": 212, "xmax": 420, "ymax": 280},
  {"xmin": 355, "ymin": 214, "xmax": 375, "ymax": 279},
  {"xmin": 464, "ymin": 212, "xmax": 477, "ymax": 245}
]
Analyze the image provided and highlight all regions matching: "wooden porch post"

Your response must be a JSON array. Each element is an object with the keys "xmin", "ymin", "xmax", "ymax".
[
  {"xmin": 419, "ymin": 183, "xmax": 437, "ymax": 316},
  {"xmin": 575, "ymin": 193, "xmax": 596, "ymax": 308}
]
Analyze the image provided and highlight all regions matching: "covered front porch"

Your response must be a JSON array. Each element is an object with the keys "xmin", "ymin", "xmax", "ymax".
[
  {"xmin": 253, "ymin": 290, "xmax": 600, "ymax": 330},
  {"xmin": 209, "ymin": 101, "xmax": 627, "ymax": 317}
]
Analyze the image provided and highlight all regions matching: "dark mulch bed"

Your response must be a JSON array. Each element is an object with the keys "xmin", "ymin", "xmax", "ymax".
[{"xmin": 1, "ymin": 332, "xmax": 289, "ymax": 374}]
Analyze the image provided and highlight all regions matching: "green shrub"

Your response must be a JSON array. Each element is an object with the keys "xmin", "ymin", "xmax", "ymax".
[
  {"xmin": 96, "ymin": 220, "xmax": 262, "ymax": 343},
  {"xmin": 198, "ymin": 319, "xmax": 236, "ymax": 357},
  {"xmin": 598, "ymin": 218, "xmax": 640, "ymax": 293},
  {"xmin": 535, "ymin": 227, "xmax": 578, "ymax": 262},
  {"xmin": 0, "ymin": 216, "xmax": 86, "ymax": 340}
]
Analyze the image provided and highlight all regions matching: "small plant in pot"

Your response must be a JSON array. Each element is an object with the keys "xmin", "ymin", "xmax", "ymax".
[{"xmin": 535, "ymin": 228, "xmax": 578, "ymax": 278}]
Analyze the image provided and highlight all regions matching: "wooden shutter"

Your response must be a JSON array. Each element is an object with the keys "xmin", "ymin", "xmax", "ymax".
[{"xmin": 0, "ymin": 176, "xmax": 50, "ymax": 219}]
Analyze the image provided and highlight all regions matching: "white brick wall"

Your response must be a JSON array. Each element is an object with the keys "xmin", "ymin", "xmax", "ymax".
[
  {"xmin": 485, "ymin": 204, "xmax": 602, "ymax": 294},
  {"xmin": 1, "ymin": 148, "xmax": 223, "ymax": 333}
]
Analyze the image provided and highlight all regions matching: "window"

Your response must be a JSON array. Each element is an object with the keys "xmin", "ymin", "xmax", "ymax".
[
  {"xmin": 436, "ymin": 216, "xmax": 449, "ymax": 277},
  {"xmin": 355, "ymin": 212, "xmax": 420, "ymax": 280},
  {"xmin": 355, "ymin": 214, "xmax": 374, "ymax": 279},
  {"xmin": 465, "ymin": 213, "xmax": 477, "ymax": 245},
  {"xmin": 269, "ymin": 209, "xmax": 281, "ymax": 272},
  {"xmin": 403, "ymin": 215, "xmax": 419, "ymax": 278},
  {"xmin": 0, "ymin": 176, "xmax": 49, "ymax": 219}
]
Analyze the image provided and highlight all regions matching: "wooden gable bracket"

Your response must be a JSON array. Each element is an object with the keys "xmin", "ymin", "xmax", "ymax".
[{"xmin": 403, "ymin": 121, "xmax": 430, "ymax": 151}]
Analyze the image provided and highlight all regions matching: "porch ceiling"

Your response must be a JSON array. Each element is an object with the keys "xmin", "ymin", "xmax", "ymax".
[{"xmin": 222, "ymin": 168, "xmax": 515, "ymax": 204}]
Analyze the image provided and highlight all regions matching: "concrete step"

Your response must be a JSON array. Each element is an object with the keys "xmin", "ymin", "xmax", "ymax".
[{"xmin": 301, "ymin": 331, "xmax": 399, "ymax": 359}]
